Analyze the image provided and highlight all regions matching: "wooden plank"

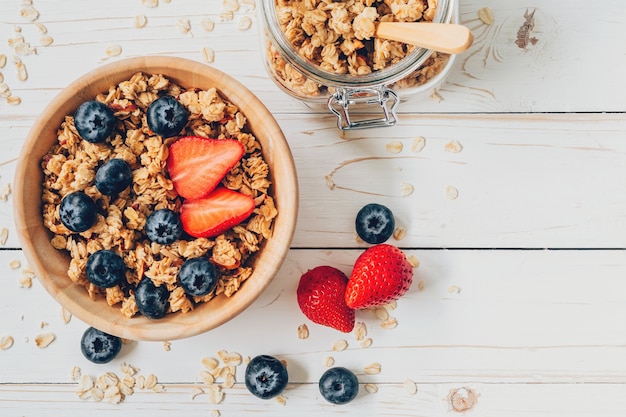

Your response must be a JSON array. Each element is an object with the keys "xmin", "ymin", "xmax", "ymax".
[
  {"xmin": 3, "ymin": 249, "xmax": 626, "ymax": 384},
  {"xmin": 2, "ymin": 382, "xmax": 626, "ymax": 417},
  {"xmin": 1, "ymin": 113, "xmax": 625, "ymax": 249},
  {"xmin": 0, "ymin": 0, "xmax": 625, "ymax": 114}
]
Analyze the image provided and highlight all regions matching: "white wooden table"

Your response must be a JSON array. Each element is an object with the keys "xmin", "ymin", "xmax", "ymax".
[{"xmin": 2, "ymin": 0, "xmax": 626, "ymax": 415}]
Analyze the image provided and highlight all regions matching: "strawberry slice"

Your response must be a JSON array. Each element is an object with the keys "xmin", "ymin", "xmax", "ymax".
[
  {"xmin": 180, "ymin": 186, "xmax": 255, "ymax": 238},
  {"xmin": 167, "ymin": 136, "xmax": 244, "ymax": 200}
]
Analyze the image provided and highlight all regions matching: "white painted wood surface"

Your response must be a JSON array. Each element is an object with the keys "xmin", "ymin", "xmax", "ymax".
[{"xmin": 1, "ymin": 0, "xmax": 626, "ymax": 416}]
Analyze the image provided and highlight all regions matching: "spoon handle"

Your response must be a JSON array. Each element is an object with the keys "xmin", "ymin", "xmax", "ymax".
[{"xmin": 376, "ymin": 22, "xmax": 474, "ymax": 54}]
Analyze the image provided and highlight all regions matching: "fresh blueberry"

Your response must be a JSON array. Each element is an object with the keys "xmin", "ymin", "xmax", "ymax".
[
  {"xmin": 146, "ymin": 95, "xmax": 188, "ymax": 137},
  {"xmin": 74, "ymin": 100, "xmax": 116, "ymax": 143},
  {"xmin": 95, "ymin": 158, "xmax": 133, "ymax": 196},
  {"xmin": 245, "ymin": 355, "xmax": 289, "ymax": 400},
  {"xmin": 80, "ymin": 327, "xmax": 122, "ymax": 364},
  {"xmin": 319, "ymin": 367, "xmax": 359, "ymax": 405},
  {"xmin": 135, "ymin": 278, "xmax": 169, "ymax": 319},
  {"xmin": 355, "ymin": 203, "xmax": 395, "ymax": 244},
  {"xmin": 59, "ymin": 191, "xmax": 98, "ymax": 232},
  {"xmin": 86, "ymin": 250, "xmax": 126, "ymax": 288},
  {"xmin": 178, "ymin": 257, "xmax": 218, "ymax": 297},
  {"xmin": 145, "ymin": 208, "xmax": 183, "ymax": 245}
]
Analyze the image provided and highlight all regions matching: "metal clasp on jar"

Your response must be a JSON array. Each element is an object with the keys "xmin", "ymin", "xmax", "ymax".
[{"xmin": 327, "ymin": 86, "xmax": 399, "ymax": 130}]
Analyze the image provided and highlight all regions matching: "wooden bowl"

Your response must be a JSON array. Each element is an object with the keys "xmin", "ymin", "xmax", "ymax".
[{"xmin": 13, "ymin": 56, "xmax": 298, "ymax": 341}]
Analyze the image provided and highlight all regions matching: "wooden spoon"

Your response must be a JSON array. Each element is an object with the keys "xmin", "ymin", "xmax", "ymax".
[{"xmin": 375, "ymin": 22, "xmax": 474, "ymax": 54}]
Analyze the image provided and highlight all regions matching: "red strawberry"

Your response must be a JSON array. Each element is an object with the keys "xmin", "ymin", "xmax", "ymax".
[
  {"xmin": 297, "ymin": 266, "xmax": 355, "ymax": 333},
  {"xmin": 180, "ymin": 186, "xmax": 255, "ymax": 238},
  {"xmin": 167, "ymin": 136, "xmax": 244, "ymax": 200},
  {"xmin": 345, "ymin": 244, "xmax": 413, "ymax": 309}
]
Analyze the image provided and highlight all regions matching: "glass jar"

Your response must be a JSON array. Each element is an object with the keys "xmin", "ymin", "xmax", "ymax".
[{"xmin": 259, "ymin": 0, "xmax": 457, "ymax": 130}]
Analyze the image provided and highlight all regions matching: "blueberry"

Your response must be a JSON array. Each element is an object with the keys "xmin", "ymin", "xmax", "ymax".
[
  {"xmin": 74, "ymin": 100, "xmax": 116, "ymax": 143},
  {"xmin": 59, "ymin": 191, "xmax": 98, "ymax": 232},
  {"xmin": 146, "ymin": 95, "xmax": 188, "ymax": 137},
  {"xmin": 135, "ymin": 278, "xmax": 169, "ymax": 319},
  {"xmin": 245, "ymin": 355, "xmax": 288, "ymax": 400},
  {"xmin": 178, "ymin": 257, "xmax": 218, "ymax": 297},
  {"xmin": 145, "ymin": 208, "xmax": 183, "ymax": 245},
  {"xmin": 95, "ymin": 158, "xmax": 133, "ymax": 196},
  {"xmin": 355, "ymin": 203, "xmax": 395, "ymax": 244},
  {"xmin": 86, "ymin": 250, "xmax": 125, "ymax": 288},
  {"xmin": 319, "ymin": 367, "xmax": 359, "ymax": 405},
  {"xmin": 80, "ymin": 327, "xmax": 122, "ymax": 364}
]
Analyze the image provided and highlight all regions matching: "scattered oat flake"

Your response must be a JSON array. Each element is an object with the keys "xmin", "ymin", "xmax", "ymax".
[
  {"xmin": 297, "ymin": 323, "xmax": 309, "ymax": 339},
  {"xmin": 221, "ymin": 351, "xmax": 243, "ymax": 366},
  {"xmin": 446, "ymin": 185, "xmax": 459, "ymax": 200},
  {"xmin": 448, "ymin": 285, "xmax": 461, "ymax": 294},
  {"xmin": 360, "ymin": 337, "xmax": 373, "ymax": 348},
  {"xmin": 0, "ymin": 228, "xmax": 9, "ymax": 245},
  {"xmin": 324, "ymin": 356, "xmax": 335, "ymax": 367},
  {"xmin": 191, "ymin": 386, "xmax": 205, "ymax": 399},
  {"xmin": 35, "ymin": 332, "xmax": 56, "ymax": 348},
  {"xmin": 15, "ymin": 60, "xmax": 28, "ymax": 81},
  {"xmin": 332, "ymin": 339, "xmax": 348, "ymax": 351},
  {"xmin": 354, "ymin": 321, "xmax": 367, "ymax": 341},
  {"xmin": 40, "ymin": 35, "xmax": 54, "ymax": 46},
  {"xmin": 40, "ymin": 321, "xmax": 49, "ymax": 328},
  {"xmin": 202, "ymin": 357, "xmax": 219, "ymax": 370},
  {"xmin": 393, "ymin": 227, "xmax": 406, "ymax": 241},
  {"xmin": 220, "ymin": 11, "xmax": 234, "ymax": 22},
  {"xmin": 407, "ymin": 255, "xmax": 420, "ymax": 268},
  {"xmin": 9, "ymin": 259, "xmax": 21, "ymax": 269},
  {"xmin": 275, "ymin": 395, "xmax": 287, "ymax": 406},
  {"xmin": 202, "ymin": 47, "xmax": 215, "ymax": 63},
  {"xmin": 19, "ymin": 275, "xmax": 32, "ymax": 288},
  {"xmin": 381, "ymin": 317, "xmax": 398, "ymax": 329},
  {"xmin": 163, "ymin": 341, "xmax": 171, "ymax": 351},
  {"xmin": 445, "ymin": 140, "xmax": 463, "ymax": 153},
  {"xmin": 70, "ymin": 365, "xmax": 82, "ymax": 381},
  {"xmin": 241, "ymin": 0, "xmax": 256, "ymax": 10},
  {"xmin": 199, "ymin": 370, "xmax": 215, "ymax": 385},
  {"xmin": 417, "ymin": 280, "xmax": 425, "ymax": 291},
  {"xmin": 0, "ymin": 72, "xmax": 3, "ymax": 83},
  {"xmin": 222, "ymin": 0, "xmax": 240, "ymax": 12},
  {"xmin": 0, "ymin": 55, "xmax": 6, "ymax": 68},
  {"xmin": 144, "ymin": 373, "xmax": 158, "ymax": 389},
  {"xmin": 431, "ymin": 89, "xmax": 443, "ymax": 103},
  {"xmin": 365, "ymin": 383, "xmax": 378, "ymax": 393},
  {"xmin": 6, "ymin": 94, "xmax": 20, "ymax": 105},
  {"xmin": 210, "ymin": 410, "xmax": 221, "ymax": 417},
  {"xmin": 207, "ymin": 384, "xmax": 224, "ymax": 404},
  {"xmin": 478, "ymin": 7, "xmax": 495, "ymax": 25},
  {"xmin": 201, "ymin": 18, "xmax": 215, "ymax": 32},
  {"xmin": 61, "ymin": 307, "xmax": 73, "ymax": 323},
  {"xmin": 384, "ymin": 300, "xmax": 397, "ymax": 310},
  {"xmin": 400, "ymin": 182, "xmax": 414, "ymax": 197},
  {"xmin": 404, "ymin": 379, "xmax": 418, "ymax": 395},
  {"xmin": 20, "ymin": 6, "xmax": 39, "ymax": 22},
  {"xmin": 142, "ymin": 0, "xmax": 158, "ymax": 7},
  {"xmin": 386, "ymin": 141, "xmax": 403, "ymax": 154},
  {"xmin": 364, "ymin": 362, "xmax": 382, "ymax": 375},
  {"xmin": 0, "ymin": 335, "xmax": 14, "ymax": 350},
  {"xmin": 374, "ymin": 307, "xmax": 389, "ymax": 321},
  {"xmin": 177, "ymin": 18, "xmax": 192, "ymax": 34},
  {"xmin": 412, "ymin": 136, "xmax": 426, "ymax": 152},
  {"xmin": 135, "ymin": 15, "xmax": 148, "ymax": 28},
  {"xmin": 237, "ymin": 16, "xmax": 253, "ymax": 31},
  {"xmin": 35, "ymin": 22, "xmax": 47, "ymax": 33},
  {"xmin": 105, "ymin": 44, "xmax": 122, "ymax": 57}
]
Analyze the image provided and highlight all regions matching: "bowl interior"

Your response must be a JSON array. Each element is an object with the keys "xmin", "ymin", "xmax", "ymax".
[{"xmin": 14, "ymin": 56, "xmax": 298, "ymax": 341}]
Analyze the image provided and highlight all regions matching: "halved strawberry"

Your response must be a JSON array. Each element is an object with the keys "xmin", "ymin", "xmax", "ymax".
[
  {"xmin": 180, "ymin": 186, "xmax": 255, "ymax": 238},
  {"xmin": 167, "ymin": 136, "xmax": 244, "ymax": 200}
]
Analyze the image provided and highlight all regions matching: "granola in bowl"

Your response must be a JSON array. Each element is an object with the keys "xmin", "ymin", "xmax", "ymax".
[{"xmin": 41, "ymin": 71, "xmax": 277, "ymax": 319}]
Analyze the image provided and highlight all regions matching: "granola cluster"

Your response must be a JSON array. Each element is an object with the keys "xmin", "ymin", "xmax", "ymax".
[
  {"xmin": 268, "ymin": 0, "xmax": 449, "ymax": 97},
  {"xmin": 41, "ymin": 72, "xmax": 277, "ymax": 318}
]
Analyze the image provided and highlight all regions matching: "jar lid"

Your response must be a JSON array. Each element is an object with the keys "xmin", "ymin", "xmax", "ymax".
[{"xmin": 261, "ymin": 0, "xmax": 455, "ymax": 89}]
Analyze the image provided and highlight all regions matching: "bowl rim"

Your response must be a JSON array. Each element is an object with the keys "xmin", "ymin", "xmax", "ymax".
[{"xmin": 13, "ymin": 55, "xmax": 298, "ymax": 341}]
